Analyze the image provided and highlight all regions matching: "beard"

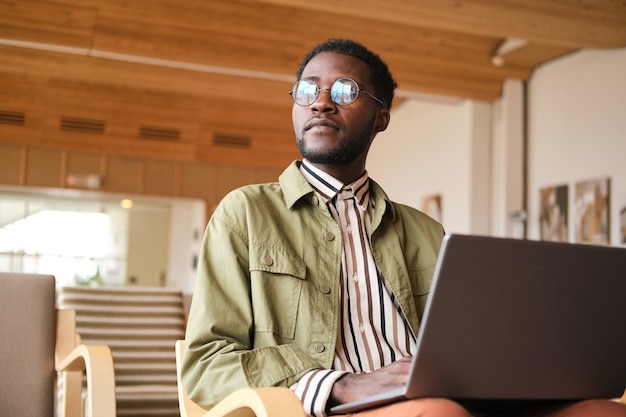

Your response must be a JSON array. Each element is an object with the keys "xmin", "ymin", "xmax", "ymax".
[
  {"xmin": 296, "ymin": 134, "xmax": 371, "ymax": 165},
  {"xmin": 295, "ymin": 115, "xmax": 377, "ymax": 165}
]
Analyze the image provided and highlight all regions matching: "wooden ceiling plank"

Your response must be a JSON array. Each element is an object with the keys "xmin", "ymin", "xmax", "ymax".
[
  {"xmin": 253, "ymin": 0, "xmax": 626, "ymax": 48},
  {"xmin": 494, "ymin": 43, "xmax": 578, "ymax": 70},
  {"xmin": 0, "ymin": 72, "xmax": 48, "ymax": 103},
  {"xmin": 0, "ymin": 41, "xmax": 504, "ymax": 104},
  {"xmin": 82, "ymin": 0, "xmax": 523, "ymax": 102},
  {"xmin": 0, "ymin": 45, "xmax": 293, "ymax": 106},
  {"xmin": 89, "ymin": 0, "xmax": 505, "ymax": 75},
  {"xmin": 92, "ymin": 0, "xmax": 306, "ymax": 69},
  {"xmin": 0, "ymin": 0, "xmax": 99, "ymax": 47},
  {"xmin": 1, "ymin": 0, "xmax": 611, "ymax": 137},
  {"xmin": 398, "ymin": 77, "xmax": 503, "ymax": 103}
]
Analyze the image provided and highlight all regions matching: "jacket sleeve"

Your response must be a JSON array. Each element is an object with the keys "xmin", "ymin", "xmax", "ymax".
[{"xmin": 181, "ymin": 191, "xmax": 321, "ymax": 408}]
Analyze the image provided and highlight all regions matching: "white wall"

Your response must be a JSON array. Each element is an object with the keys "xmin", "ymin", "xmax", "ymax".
[
  {"xmin": 368, "ymin": 99, "xmax": 492, "ymax": 235},
  {"xmin": 166, "ymin": 199, "xmax": 206, "ymax": 294},
  {"xmin": 490, "ymin": 79, "xmax": 525, "ymax": 238},
  {"xmin": 127, "ymin": 207, "xmax": 169, "ymax": 286},
  {"xmin": 526, "ymin": 48, "xmax": 626, "ymax": 246},
  {"xmin": 368, "ymin": 48, "xmax": 626, "ymax": 247}
]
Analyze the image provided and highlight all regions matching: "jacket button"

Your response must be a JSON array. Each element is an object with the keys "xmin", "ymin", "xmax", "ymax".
[
  {"xmin": 313, "ymin": 343, "xmax": 325, "ymax": 353},
  {"xmin": 263, "ymin": 256, "xmax": 274, "ymax": 266},
  {"xmin": 312, "ymin": 195, "xmax": 319, "ymax": 205},
  {"xmin": 324, "ymin": 232, "xmax": 334, "ymax": 241},
  {"xmin": 320, "ymin": 285, "xmax": 331, "ymax": 294}
]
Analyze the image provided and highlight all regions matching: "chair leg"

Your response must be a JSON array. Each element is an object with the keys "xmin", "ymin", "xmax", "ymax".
[{"xmin": 59, "ymin": 371, "xmax": 84, "ymax": 417}]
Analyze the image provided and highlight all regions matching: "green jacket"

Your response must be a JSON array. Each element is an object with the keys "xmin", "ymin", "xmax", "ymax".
[{"xmin": 182, "ymin": 160, "xmax": 445, "ymax": 408}]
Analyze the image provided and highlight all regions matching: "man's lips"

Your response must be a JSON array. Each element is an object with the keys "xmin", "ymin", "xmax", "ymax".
[{"xmin": 305, "ymin": 118, "xmax": 339, "ymax": 131}]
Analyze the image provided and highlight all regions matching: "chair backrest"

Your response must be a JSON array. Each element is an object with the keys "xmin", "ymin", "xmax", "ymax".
[
  {"xmin": 0, "ymin": 272, "xmax": 57, "ymax": 417},
  {"xmin": 57, "ymin": 285, "xmax": 186, "ymax": 417}
]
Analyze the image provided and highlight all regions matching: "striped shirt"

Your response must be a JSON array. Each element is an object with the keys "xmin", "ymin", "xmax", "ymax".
[{"xmin": 291, "ymin": 160, "xmax": 417, "ymax": 417}]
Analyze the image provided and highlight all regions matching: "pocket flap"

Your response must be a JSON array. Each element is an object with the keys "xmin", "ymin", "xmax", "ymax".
[{"xmin": 250, "ymin": 244, "xmax": 306, "ymax": 279}]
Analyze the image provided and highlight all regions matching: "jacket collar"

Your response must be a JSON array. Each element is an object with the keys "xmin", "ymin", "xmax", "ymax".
[{"xmin": 279, "ymin": 160, "xmax": 396, "ymax": 222}]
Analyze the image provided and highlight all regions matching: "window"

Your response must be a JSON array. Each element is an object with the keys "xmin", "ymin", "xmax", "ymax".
[{"xmin": 0, "ymin": 195, "xmax": 128, "ymax": 287}]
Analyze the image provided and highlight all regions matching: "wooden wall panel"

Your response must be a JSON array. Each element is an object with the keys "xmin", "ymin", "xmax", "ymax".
[
  {"xmin": 214, "ymin": 165, "xmax": 255, "ymax": 203},
  {"xmin": 41, "ymin": 78, "xmax": 203, "ymax": 153},
  {"xmin": 180, "ymin": 162, "xmax": 211, "ymax": 200},
  {"xmin": 0, "ymin": 122, "xmax": 40, "ymax": 147},
  {"xmin": 0, "ymin": 144, "xmax": 24, "ymax": 185},
  {"xmin": 198, "ymin": 98, "xmax": 293, "ymax": 144},
  {"xmin": 144, "ymin": 159, "xmax": 177, "ymax": 197},
  {"xmin": 65, "ymin": 151, "xmax": 103, "ymax": 189},
  {"xmin": 0, "ymin": 143, "xmax": 285, "ymax": 226},
  {"xmin": 253, "ymin": 167, "xmax": 284, "ymax": 184},
  {"xmin": 105, "ymin": 155, "xmax": 141, "ymax": 193},
  {"xmin": 0, "ymin": 71, "xmax": 48, "ymax": 143},
  {"xmin": 42, "ymin": 77, "xmax": 206, "ymax": 129},
  {"xmin": 25, "ymin": 148, "xmax": 63, "ymax": 187},
  {"xmin": 0, "ymin": 71, "xmax": 47, "ymax": 113},
  {"xmin": 66, "ymin": 151, "xmax": 102, "ymax": 176},
  {"xmin": 0, "ymin": 45, "xmax": 297, "ymax": 168}
]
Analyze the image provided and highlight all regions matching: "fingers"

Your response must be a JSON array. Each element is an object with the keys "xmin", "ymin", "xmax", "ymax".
[{"xmin": 380, "ymin": 356, "xmax": 412, "ymax": 373}]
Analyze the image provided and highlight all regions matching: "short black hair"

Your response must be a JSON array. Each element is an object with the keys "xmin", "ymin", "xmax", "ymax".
[{"xmin": 295, "ymin": 38, "xmax": 397, "ymax": 110}]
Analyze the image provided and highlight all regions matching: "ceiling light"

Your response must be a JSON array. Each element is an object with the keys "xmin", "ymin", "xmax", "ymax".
[{"xmin": 120, "ymin": 199, "xmax": 134, "ymax": 209}]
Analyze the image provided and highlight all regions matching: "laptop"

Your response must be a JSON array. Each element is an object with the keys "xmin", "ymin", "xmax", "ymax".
[{"xmin": 330, "ymin": 234, "xmax": 626, "ymax": 414}]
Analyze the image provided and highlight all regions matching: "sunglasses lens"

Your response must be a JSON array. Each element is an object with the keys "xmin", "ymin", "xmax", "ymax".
[
  {"xmin": 292, "ymin": 80, "xmax": 318, "ymax": 106},
  {"xmin": 331, "ymin": 78, "xmax": 358, "ymax": 105}
]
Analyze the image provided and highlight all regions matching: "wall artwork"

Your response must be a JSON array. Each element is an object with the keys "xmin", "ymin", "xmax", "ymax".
[
  {"xmin": 619, "ymin": 207, "xmax": 626, "ymax": 245},
  {"xmin": 422, "ymin": 194, "xmax": 442, "ymax": 223},
  {"xmin": 539, "ymin": 184, "xmax": 568, "ymax": 242},
  {"xmin": 574, "ymin": 177, "xmax": 610, "ymax": 244}
]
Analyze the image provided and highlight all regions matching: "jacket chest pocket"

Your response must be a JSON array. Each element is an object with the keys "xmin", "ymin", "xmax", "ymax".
[
  {"xmin": 409, "ymin": 263, "xmax": 436, "ymax": 317},
  {"xmin": 249, "ymin": 245, "xmax": 306, "ymax": 340}
]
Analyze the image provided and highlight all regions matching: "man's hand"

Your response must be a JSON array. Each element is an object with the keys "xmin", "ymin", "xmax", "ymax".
[{"xmin": 329, "ymin": 356, "xmax": 412, "ymax": 406}]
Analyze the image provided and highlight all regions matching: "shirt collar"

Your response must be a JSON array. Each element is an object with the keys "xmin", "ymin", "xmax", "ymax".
[{"xmin": 299, "ymin": 159, "xmax": 370, "ymax": 209}]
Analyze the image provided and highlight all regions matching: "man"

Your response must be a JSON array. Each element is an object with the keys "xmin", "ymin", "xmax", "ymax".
[{"xmin": 182, "ymin": 39, "xmax": 625, "ymax": 417}]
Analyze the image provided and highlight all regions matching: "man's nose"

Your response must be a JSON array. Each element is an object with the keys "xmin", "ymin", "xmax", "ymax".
[{"xmin": 310, "ymin": 89, "xmax": 337, "ymax": 112}]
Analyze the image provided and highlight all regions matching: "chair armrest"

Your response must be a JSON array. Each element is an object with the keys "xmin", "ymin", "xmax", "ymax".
[
  {"xmin": 56, "ymin": 309, "xmax": 116, "ymax": 417},
  {"xmin": 56, "ymin": 343, "xmax": 117, "ymax": 417},
  {"xmin": 614, "ymin": 389, "xmax": 626, "ymax": 405},
  {"xmin": 175, "ymin": 340, "xmax": 305, "ymax": 417},
  {"xmin": 204, "ymin": 387, "xmax": 306, "ymax": 417}
]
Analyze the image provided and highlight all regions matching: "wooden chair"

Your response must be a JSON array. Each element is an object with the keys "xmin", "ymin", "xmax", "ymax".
[
  {"xmin": 0, "ymin": 272, "xmax": 116, "ymax": 417},
  {"xmin": 57, "ymin": 285, "xmax": 187, "ymax": 417},
  {"xmin": 174, "ymin": 340, "xmax": 307, "ymax": 417}
]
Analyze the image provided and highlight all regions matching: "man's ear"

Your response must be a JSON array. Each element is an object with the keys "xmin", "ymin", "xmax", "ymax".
[{"xmin": 375, "ymin": 108, "xmax": 391, "ymax": 133}]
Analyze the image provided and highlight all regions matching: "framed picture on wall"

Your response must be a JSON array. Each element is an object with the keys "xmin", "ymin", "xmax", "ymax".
[
  {"xmin": 422, "ymin": 194, "xmax": 442, "ymax": 223},
  {"xmin": 539, "ymin": 184, "xmax": 568, "ymax": 242},
  {"xmin": 619, "ymin": 207, "xmax": 626, "ymax": 245},
  {"xmin": 574, "ymin": 177, "xmax": 610, "ymax": 244}
]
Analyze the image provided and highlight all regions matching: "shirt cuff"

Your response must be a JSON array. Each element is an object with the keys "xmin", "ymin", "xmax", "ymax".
[{"xmin": 290, "ymin": 369, "xmax": 348, "ymax": 417}]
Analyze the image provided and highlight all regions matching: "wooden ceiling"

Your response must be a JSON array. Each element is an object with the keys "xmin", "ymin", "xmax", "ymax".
[{"xmin": 1, "ymin": 0, "xmax": 625, "ymax": 168}]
